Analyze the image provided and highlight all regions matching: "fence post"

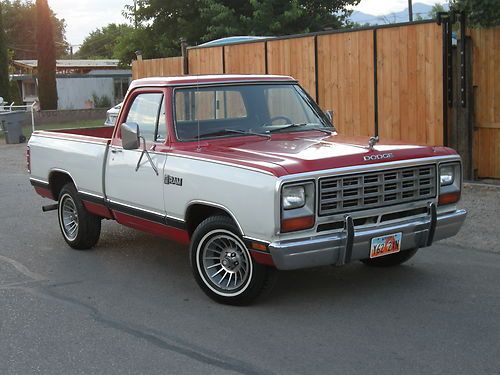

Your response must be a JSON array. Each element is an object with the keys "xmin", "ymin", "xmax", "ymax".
[
  {"xmin": 450, "ymin": 37, "xmax": 474, "ymax": 180},
  {"xmin": 180, "ymin": 38, "xmax": 188, "ymax": 75}
]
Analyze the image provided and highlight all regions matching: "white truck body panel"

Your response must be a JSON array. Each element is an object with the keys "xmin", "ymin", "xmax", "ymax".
[{"xmin": 29, "ymin": 135, "xmax": 106, "ymax": 197}]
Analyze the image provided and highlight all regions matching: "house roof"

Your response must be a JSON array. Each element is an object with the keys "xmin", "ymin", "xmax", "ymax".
[{"xmin": 12, "ymin": 59, "xmax": 121, "ymax": 69}]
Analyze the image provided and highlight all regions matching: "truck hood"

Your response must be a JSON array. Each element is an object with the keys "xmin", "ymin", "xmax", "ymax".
[{"xmin": 172, "ymin": 132, "xmax": 457, "ymax": 177}]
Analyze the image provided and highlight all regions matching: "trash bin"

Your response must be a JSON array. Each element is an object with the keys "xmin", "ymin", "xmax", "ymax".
[{"xmin": 0, "ymin": 111, "xmax": 28, "ymax": 144}]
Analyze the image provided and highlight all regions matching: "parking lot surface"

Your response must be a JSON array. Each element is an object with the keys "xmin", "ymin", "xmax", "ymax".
[{"xmin": 1, "ymin": 143, "xmax": 499, "ymax": 375}]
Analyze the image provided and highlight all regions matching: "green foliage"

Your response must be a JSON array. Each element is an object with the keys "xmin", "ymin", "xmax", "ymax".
[
  {"xmin": 2, "ymin": 0, "xmax": 67, "ymax": 59},
  {"xmin": 450, "ymin": 0, "xmax": 500, "ymax": 27},
  {"xmin": 91, "ymin": 93, "xmax": 111, "ymax": 108},
  {"xmin": 115, "ymin": 0, "xmax": 360, "ymax": 64},
  {"xmin": 76, "ymin": 24, "xmax": 134, "ymax": 59},
  {"xmin": 36, "ymin": 0, "xmax": 57, "ymax": 110},
  {"xmin": 9, "ymin": 80, "xmax": 23, "ymax": 105},
  {"xmin": 113, "ymin": 27, "xmax": 157, "ymax": 67},
  {"xmin": 0, "ymin": 2, "xmax": 10, "ymax": 103},
  {"xmin": 429, "ymin": 3, "xmax": 447, "ymax": 19}
]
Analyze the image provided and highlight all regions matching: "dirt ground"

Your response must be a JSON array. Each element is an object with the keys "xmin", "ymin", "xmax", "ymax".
[{"xmin": 442, "ymin": 182, "xmax": 500, "ymax": 253}]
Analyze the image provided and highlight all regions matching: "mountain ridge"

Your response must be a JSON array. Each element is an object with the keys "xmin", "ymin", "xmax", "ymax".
[{"xmin": 349, "ymin": 2, "xmax": 449, "ymax": 25}]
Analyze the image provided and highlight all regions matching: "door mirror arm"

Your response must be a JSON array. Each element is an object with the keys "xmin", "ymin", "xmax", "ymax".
[
  {"xmin": 136, "ymin": 136, "xmax": 159, "ymax": 175},
  {"xmin": 120, "ymin": 122, "xmax": 159, "ymax": 175}
]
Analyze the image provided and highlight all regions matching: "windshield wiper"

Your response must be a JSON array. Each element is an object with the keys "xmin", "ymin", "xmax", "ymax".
[
  {"xmin": 224, "ymin": 129, "xmax": 271, "ymax": 139},
  {"xmin": 310, "ymin": 127, "xmax": 334, "ymax": 135},
  {"xmin": 195, "ymin": 128, "xmax": 270, "ymax": 140},
  {"xmin": 266, "ymin": 123, "xmax": 333, "ymax": 135},
  {"xmin": 266, "ymin": 123, "xmax": 308, "ymax": 133}
]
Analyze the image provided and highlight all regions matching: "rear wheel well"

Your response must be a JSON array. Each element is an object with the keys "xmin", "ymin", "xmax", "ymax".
[
  {"xmin": 49, "ymin": 172, "xmax": 74, "ymax": 200},
  {"xmin": 185, "ymin": 204, "xmax": 238, "ymax": 238}
]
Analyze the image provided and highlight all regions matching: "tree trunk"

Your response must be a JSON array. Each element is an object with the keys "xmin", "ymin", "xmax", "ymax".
[{"xmin": 36, "ymin": 0, "xmax": 57, "ymax": 110}]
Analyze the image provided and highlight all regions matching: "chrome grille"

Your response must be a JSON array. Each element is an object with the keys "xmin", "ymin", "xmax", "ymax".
[{"xmin": 319, "ymin": 165, "xmax": 436, "ymax": 216}]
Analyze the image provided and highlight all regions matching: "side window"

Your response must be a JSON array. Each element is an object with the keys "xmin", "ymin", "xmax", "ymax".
[
  {"xmin": 156, "ymin": 99, "xmax": 166, "ymax": 141},
  {"xmin": 125, "ymin": 93, "xmax": 164, "ymax": 142}
]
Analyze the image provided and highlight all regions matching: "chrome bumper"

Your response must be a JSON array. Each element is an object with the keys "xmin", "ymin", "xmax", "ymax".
[{"xmin": 268, "ymin": 207, "xmax": 467, "ymax": 270}]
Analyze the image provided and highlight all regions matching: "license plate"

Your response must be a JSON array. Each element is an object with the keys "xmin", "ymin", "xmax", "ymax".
[{"xmin": 369, "ymin": 233, "xmax": 402, "ymax": 258}]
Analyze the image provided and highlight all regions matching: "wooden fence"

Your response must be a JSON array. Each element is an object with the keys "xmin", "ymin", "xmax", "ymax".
[
  {"xmin": 183, "ymin": 21, "xmax": 444, "ymax": 145},
  {"xmin": 470, "ymin": 27, "xmax": 500, "ymax": 179},
  {"xmin": 131, "ymin": 21, "xmax": 499, "ymax": 179},
  {"xmin": 131, "ymin": 57, "xmax": 183, "ymax": 80}
]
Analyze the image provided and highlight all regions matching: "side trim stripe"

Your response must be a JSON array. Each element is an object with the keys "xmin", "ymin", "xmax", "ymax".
[
  {"xmin": 78, "ymin": 191, "xmax": 106, "ymax": 205},
  {"xmin": 107, "ymin": 200, "xmax": 187, "ymax": 230},
  {"xmin": 30, "ymin": 178, "xmax": 49, "ymax": 188}
]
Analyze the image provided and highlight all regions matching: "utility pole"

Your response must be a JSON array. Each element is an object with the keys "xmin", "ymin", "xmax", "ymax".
[{"xmin": 408, "ymin": 0, "xmax": 413, "ymax": 21}]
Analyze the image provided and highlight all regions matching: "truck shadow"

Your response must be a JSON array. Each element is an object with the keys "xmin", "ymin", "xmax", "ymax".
[{"xmin": 88, "ymin": 220, "xmax": 438, "ymax": 308}]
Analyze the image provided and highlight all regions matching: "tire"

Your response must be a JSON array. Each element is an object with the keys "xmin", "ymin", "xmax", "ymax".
[
  {"xmin": 57, "ymin": 183, "xmax": 101, "ymax": 250},
  {"xmin": 190, "ymin": 216, "xmax": 274, "ymax": 305},
  {"xmin": 361, "ymin": 248, "xmax": 419, "ymax": 267}
]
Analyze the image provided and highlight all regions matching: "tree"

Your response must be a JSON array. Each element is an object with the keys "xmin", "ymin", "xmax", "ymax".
[
  {"xmin": 0, "ymin": 2, "xmax": 10, "ymax": 103},
  {"xmin": 243, "ymin": 0, "xmax": 359, "ymax": 36},
  {"xmin": 450, "ymin": 0, "xmax": 500, "ymax": 27},
  {"xmin": 113, "ymin": 27, "xmax": 157, "ymax": 66},
  {"xmin": 118, "ymin": 0, "xmax": 361, "ymax": 64},
  {"xmin": 2, "ymin": 0, "xmax": 67, "ymax": 59},
  {"xmin": 429, "ymin": 3, "xmax": 446, "ymax": 19},
  {"xmin": 36, "ymin": 0, "xmax": 57, "ymax": 110},
  {"xmin": 77, "ymin": 23, "xmax": 134, "ymax": 59}
]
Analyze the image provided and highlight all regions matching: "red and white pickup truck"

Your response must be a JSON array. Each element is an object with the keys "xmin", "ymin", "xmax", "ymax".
[{"xmin": 28, "ymin": 75, "xmax": 466, "ymax": 305}]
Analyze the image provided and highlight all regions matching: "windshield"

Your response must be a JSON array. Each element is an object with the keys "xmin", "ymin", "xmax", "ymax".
[{"xmin": 173, "ymin": 83, "xmax": 333, "ymax": 141}]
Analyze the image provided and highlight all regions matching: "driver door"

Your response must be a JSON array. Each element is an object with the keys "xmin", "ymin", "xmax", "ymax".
[{"xmin": 105, "ymin": 90, "xmax": 167, "ymax": 223}]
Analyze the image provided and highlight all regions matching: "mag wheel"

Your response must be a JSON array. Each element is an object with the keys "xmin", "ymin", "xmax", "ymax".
[
  {"xmin": 57, "ymin": 183, "xmax": 101, "ymax": 250},
  {"xmin": 190, "ymin": 216, "xmax": 273, "ymax": 305}
]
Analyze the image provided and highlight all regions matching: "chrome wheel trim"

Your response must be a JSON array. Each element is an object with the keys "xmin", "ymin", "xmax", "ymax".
[
  {"xmin": 196, "ymin": 229, "xmax": 253, "ymax": 297},
  {"xmin": 59, "ymin": 193, "xmax": 79, "ymax": 241}
]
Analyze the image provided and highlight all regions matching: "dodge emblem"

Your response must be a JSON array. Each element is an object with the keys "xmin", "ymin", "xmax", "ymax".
[{"xmin": 364, "ymin": 153, "xmax": 394, "ymax": 161}]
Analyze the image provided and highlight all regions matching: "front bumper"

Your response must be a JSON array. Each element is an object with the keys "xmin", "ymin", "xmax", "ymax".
[{"xmin": 268, "ymin": 207, "xmax": 467, "ymax": 270}]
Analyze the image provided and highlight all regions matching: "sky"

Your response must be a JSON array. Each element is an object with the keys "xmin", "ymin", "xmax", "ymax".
[{"xmin": 49, "ymin": 0, "xmax": 448, "ymax": 48}]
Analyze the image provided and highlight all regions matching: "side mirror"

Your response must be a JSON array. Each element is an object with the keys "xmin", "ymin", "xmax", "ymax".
[
  {"xmin": 121, "ymin": 122, "xmax": 140, "ymax": 150},
  {"xmin": 325, "ymin": 110, "xmax": 334, "ymax": 125}
]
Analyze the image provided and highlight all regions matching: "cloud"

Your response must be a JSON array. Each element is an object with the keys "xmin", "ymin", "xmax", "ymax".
[
  {"xmin": 49, "ymin": 0, "xmax": 131, "ymax": 45},
  {"xmin": 352, "ymin": 0, "xmax": 448, "ymax": 16}
]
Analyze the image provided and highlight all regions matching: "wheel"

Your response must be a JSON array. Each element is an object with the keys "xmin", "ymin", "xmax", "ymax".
[
  {"xmin": 361, "ymin": 248, "xmax": 419, "ymax": 267},
  {"xmin": 190, "ymin": 216, "xmax": 274, "ymax": 305},
  {"xmin": 57, "ymin": 183, "xmax": 101, "ymax": 250}
]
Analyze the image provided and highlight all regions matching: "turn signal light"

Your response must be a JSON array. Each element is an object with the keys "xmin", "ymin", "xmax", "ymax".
[
  {"xmin": 438, "ymin": 191, "xmax": 461, "ymax": 205},
  {"xmin": 281, "ymin": 215, "xmax": 315, "ymax": 233},
  {"xmin": 251, "ymin": 242, "xmax": 268, "ymax": 252}
]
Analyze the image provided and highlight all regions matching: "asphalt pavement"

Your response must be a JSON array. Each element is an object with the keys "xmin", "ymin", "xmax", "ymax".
[{"xmin": 1, "ymin": 143, "xmax": 499, "ymax": 375}]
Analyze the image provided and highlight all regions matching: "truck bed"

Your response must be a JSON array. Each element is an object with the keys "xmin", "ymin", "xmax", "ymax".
[
  {"xmin": 34, "ymin": 126, "xmax": 114, "ymax": 142},
  {"xmin": 29, "ymin": 127, "xmax": 113, "ymax": 199}
]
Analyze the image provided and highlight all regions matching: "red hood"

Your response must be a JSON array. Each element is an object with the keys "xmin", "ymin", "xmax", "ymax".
[{"xmin": 170, "ymin": 132, "xmax": 457, "ymax": 177}]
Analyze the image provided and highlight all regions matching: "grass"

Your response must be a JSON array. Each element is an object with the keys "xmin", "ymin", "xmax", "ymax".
[{"xmin": 1, "ymin": 119, "xmax": 104, "ymax": 140}]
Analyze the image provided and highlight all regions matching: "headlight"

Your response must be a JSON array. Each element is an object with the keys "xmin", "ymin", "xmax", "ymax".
[
  {"xmin": 440, "ymin": 165, "xmax": 455, "ymax": 186},
  {"xmin": 282, "ymin": 185, "xmax": 305, "ymax": 210},
  {"xmin": 438, "ymin": 162, "xmax": 462, "ymax": 206}
]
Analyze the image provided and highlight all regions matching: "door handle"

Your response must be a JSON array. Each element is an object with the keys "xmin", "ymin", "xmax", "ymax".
[{"xmin": 111, "ymin": 148, "xmax": 122, "ymax": 154}]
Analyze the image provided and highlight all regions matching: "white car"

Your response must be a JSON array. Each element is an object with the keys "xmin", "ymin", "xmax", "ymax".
[{"xmin": 104, "ymin": 102, "xmax": 122, "ymax": 126}]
